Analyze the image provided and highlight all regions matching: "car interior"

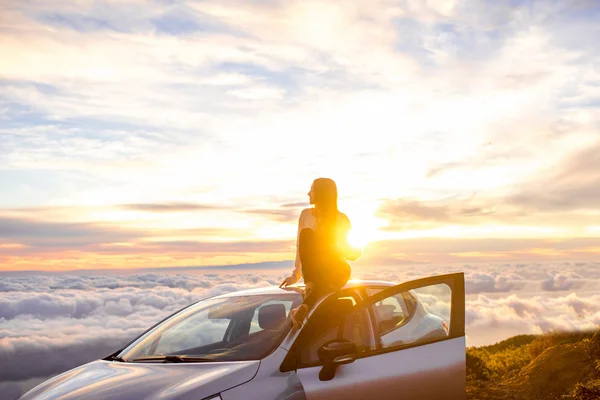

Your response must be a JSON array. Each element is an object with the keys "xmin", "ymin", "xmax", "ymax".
[
  {"xmin": 293, "ymin": 291, "xmax": 377, "ymax": 366},
  {"xmin": 371, "ymin": 291, "xmax": 418, "ymax": 336},
  {"xmin": 169, "ymin": 298, "xmax": 300, "ymax": 360}
]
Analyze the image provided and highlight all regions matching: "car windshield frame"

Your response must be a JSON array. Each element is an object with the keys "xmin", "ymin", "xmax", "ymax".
[{"xmin": 116, "ymin": 293, "xmax": 302, "ymax": 363}]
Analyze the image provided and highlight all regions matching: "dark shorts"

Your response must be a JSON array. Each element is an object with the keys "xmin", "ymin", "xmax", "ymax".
[{"xmin": 298, "ymin": 228, "xmax": 351, "ymax": 307}]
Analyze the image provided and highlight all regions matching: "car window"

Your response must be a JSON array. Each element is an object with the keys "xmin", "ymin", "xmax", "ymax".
[
  {"xmin": 366, "ymin": 288, "xmax": 412, "ymax": 336},
  {"xmin": 155, "ymin": 309, "xmax": 230, "ymax": 355},
  {"xmin": 296, "ymin": 293, "xmax": 374, "ymax": 367},
  {"xmin": 369, "ymin": 284, "xmax": 451, "ymax": 350},
  {"xmin": 118, "ymin": 294, "xmax": 302, "ymax": 362}
]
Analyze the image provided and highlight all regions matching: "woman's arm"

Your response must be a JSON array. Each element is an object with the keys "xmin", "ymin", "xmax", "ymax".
[
  {"xmin": 281, "ymin": 210, "xmax": 304, "ymax": 287},
  {"xmin": 292, "ymin": 211, "xmax": 303, "ymax": 278}
]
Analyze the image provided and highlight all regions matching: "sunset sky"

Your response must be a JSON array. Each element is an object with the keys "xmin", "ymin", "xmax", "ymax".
[{"xmin": 1, "ymin": 0, "xmax": 599, "ymax": 271}]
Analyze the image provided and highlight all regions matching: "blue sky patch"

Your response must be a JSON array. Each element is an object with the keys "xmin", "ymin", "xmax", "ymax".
[
  {"xmin": 151, "ymin": 8, "xmax": 243, "ymax": 36},
  {"xmin": 36, "ymin": 13, "xmax": 124, "ymax": 33}
]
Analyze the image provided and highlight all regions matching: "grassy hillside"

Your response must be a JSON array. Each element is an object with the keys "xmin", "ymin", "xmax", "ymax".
[{"xmin": 466, "ymin": 329, "xmax": 600, "ymax": 400}]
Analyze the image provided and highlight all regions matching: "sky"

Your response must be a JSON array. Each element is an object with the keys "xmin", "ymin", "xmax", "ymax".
[
  {"xmin": 1, "ymin": 0, "xmax": 600, "ymax": 271},
  {"xmin": 1, "ymin": 3, "xmax": 599, "ymax": 397}
]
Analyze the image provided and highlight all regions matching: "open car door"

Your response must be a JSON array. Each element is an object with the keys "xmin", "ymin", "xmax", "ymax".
[{"xmin": 283, "ymin": 272, "xmax": 466, "ymax": 400}]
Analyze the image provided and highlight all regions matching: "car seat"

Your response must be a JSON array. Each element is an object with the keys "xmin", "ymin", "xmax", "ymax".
[
  {"xmin": 219, "ymin": 304, "xmax": 287, "ymax": 358},
  {"xmin": 334, "ymin": 298, "xmax": 369, "ymax": 353}
]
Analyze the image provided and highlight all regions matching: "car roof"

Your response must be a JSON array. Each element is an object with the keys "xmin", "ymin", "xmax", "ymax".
[{"xmin": 214, "ymin": 279, "xmax": 397, "ymax": 298}]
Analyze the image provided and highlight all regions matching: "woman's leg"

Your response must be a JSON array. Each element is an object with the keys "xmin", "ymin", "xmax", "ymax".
[
  {"xmin": 332, "ymin": 260, "xmax": 351, "ymax": 289},
  {"xmin": 290, "ymin": 265, "xmax": 349, "ymax": 330},
  {"xmin": 302, "ymin": 283, "xmax": 328, "ymax": 309},
  {"xmin": 290, "ymin": 283, "xmax": 327, "ymax": 330},
  {"xmin": 290, "ymin": 228, "xmax": 318, "ymax": 329},
  {"xmin": 293, "ymin": 228, "xmax": 343, "ymax": 328},
  {"xmin": 298, "ymin": 228, "xmax": 318, "ymax": 283}
]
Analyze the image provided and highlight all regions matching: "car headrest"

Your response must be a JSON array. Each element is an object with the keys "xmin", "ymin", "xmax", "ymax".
[
  {"xmin": 375, "ymin": 304, "xmax": 395, "ymax": 319},
  {"xmin": 334, "ymin": 298, "xmax": 355, "ymax": 316},
  {"xmin": 258, "ymin": 304, "xmax": 286, "ymax": 330}
]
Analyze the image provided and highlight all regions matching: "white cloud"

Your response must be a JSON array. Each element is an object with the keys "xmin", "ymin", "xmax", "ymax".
[
  {"xmin": 1, "ymin": 263, "xmax": 600, "ymax": 398},
  {"xmin": 541, "ymin": 273, "xmax": 579, "ymax": 292},
  {"xmin": 2, "ymin": 0, "xmax": 598, "ymax": 217},
  {"xmin": 465, "ymin": 292, "xmax": 600, "ymax": 347},
  {"xmin": 465, "ymin": 272, "xmax": 524, "ymax": 294},
  {"xmin": 0, "ymin": 271, "xmax": 280, "ymax": 394}
]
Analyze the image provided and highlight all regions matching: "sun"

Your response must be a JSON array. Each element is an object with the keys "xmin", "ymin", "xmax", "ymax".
[
  {"xmin": 347, "ymin": 228, "xmax": 370, "ymax": 249},
  {"xmin": 343, "ymin": 201, "xmax": 388, "ymax": 249}
]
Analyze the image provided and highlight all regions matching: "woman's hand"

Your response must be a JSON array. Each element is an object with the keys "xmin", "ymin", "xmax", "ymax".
[{"xmin": 280, "ymin": 273, "xmax": 300, "ymax": 287}]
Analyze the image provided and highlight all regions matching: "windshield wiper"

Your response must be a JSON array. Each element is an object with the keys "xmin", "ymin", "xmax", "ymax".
[{"xmin": 130, "ymin": 355, "xmax": 217, "ymax": 363}]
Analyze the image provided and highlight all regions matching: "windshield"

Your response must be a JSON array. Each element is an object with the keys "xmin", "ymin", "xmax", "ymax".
[{"xmin": 118, "ymin": 293, "xmax": 302, "ymax": 362}]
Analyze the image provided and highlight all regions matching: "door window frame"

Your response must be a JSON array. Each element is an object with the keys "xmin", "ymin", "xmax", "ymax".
[
  {"xmin": 355, "ymin": 273, "xmax": 464, "ymax": 359},
  {"xmin": 280, "ymin": 273, "xmax": 465, "ymax": 372}
]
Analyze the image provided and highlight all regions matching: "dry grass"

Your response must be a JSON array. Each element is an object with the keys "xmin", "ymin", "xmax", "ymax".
[{"xmin": 466, "ymin": 329, "xmax": 600, "ymax": 400}]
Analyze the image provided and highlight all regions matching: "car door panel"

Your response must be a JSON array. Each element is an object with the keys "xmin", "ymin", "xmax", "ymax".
[
  {"xmin": 292, "ymin": 273, "xmax": 465, "ymax": 400},
  {"xmin": 296, "ymin": 336, "xmax": 465, "ymax": 400}
]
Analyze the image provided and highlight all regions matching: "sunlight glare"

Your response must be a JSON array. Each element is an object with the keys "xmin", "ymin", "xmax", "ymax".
[
  {"xmin": 347, "ymin": 228, "xmax": 369, "ymax": 249},
  {"xmin": 343, "ymin": 200, "xmax": 388, "ymax": 249}
]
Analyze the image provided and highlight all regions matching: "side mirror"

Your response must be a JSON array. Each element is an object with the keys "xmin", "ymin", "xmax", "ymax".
[{"xmin": 317, "ymin": 339, "xmax": 356, "ymax": 381}]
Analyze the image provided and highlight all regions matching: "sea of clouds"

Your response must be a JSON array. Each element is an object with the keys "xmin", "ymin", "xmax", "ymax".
[{"xmin": 1, "ymin": 262, "xmax": 599, "ymax": 399}]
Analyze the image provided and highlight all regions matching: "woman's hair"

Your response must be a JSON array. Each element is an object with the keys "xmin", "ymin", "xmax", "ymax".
[{"xmin": 312, "ymin": 178, "xmax": 339, "ymax": 239}]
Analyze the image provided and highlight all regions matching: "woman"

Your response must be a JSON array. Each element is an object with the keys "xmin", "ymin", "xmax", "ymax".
[{"xmin": 280, "ymin": 178, "xmax": 362, "ymax": 329}]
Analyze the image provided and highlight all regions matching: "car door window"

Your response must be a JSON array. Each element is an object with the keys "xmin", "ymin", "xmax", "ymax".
[
  {"xmin": 296, "ymin": 292, "xmax": 375, "ymax": 367},
  {"xmin": 369, "ymin": 283, "xmax": 452, "ymax": 350},
  {"xmin": 366, "ymin": 288, "xmax": 418, "ymax": 336}
]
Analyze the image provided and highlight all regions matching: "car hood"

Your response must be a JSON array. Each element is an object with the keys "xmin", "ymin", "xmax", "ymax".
[{"xmin": 19, "ymin": 359, "xmax": 260, "ymax": 400}]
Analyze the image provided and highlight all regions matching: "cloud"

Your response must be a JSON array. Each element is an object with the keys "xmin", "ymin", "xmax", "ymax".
[
  {"xmin": 125, "ymin": 240, "xmax": 293, "ymax": 254},
  {"xmin": 508, "ymin": 140, "xmax": 600, "ymax": 213},
  {"xmin": 465, "ymin": 272, "xmax": 524, "ymax": 294},
  {"xmin": 0, "ymin": 217, "xmax": 141, "ymax": 247},
  {"xmin": 376, "ymin": 197, "xmax": 496, "ymax": 230},
  {"xmin": 280, "ymin": 202, "xmax": 307, "ymax": 208},
  {"xmin": 120, "ymin": 202, "xmax": 303, "ymax": 222},
  {"xmin": 1, "ymin": 0, "xmax": 599, "ymax": 274},
  {"xmin": 378, "ymin": 138, "xmax": 600, "ymax": 230},
  {"xmin": 351, "ymin": 261, "xmax": 600, "ymax": 295},
  {"xmin": 364, "ymin": 237, "xmax": 600, "ymax": 264},
  {"xmin": 464, "ymin": 292, "xmax": 600, "ymax": 347},
  {"xmin": 5, "ymin": 216, "xmax": 598, "ymax": 269},
  {"xmin": 540, "ymin": 273, "xmax": 582, "ymax": 292},
  {"xmin": 0, "ymin": 212, "xmax": 294, "ymax": 266},
  {"xmin": 242, "ymin": 208, "xmax": 299, "ymax": 222},
  {"xmin": 1, "ymin": 263, "xmax": 599, "ymax": 398},
  {"xmin": 0, "ymin": 378, "xmax": 48, "ymax": 400},
  {"xmin": 120, "ymin": 203, "xmax": 223, "ymax": 212},
  {"xmin": 0, "ymin": 272, "xmax": 280, "ymax": 385}
]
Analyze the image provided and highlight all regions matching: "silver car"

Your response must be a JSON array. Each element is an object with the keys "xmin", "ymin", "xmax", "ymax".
[{"xmin": 20, "ymin": 273, "xmax": 466, "ymax": 400}]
